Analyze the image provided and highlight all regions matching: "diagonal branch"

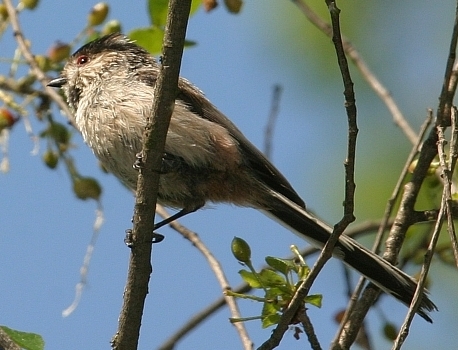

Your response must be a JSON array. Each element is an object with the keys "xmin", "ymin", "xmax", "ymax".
[
  {"xmin": 158, "ymin": 221, "xmax": 385, "ymax": 349},
  {"xmin": 333, "ymin": 112, "xmax": 433, "ymax": 346},
  {"xmin": 292, "ymin": 0, "xmax": 418, "ymax": 145},
  {"xmin": 155, "ymin": 205, "xmax": 253, "ymax": 350}
]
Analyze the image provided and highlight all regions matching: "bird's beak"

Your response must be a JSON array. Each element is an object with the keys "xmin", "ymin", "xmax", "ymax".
[{"xmin": 47, "ymin": 77, "xmax": 67, "ymax": 88}]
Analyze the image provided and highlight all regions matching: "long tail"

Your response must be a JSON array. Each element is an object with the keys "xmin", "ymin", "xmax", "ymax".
[{"xmin": 264, "ymin": 190, "xmax": 437, "ymax": 322}]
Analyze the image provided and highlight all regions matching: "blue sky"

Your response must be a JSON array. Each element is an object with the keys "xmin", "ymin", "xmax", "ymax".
[{"xmin": 1, "ymin": 1, "xmax": 458, "ymax": 349}]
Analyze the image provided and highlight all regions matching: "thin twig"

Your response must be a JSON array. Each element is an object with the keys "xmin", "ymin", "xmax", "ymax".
[
  {"xmin": 340, "ymin": 267, "xmax": 373, "ymax": 350},
  {"xmin": 155, "ymin": 205, "xmax": 253, "ymax": 350},
  {"xmin": 158, "ymin": 220, "xmax": 388, "ymax": 348},
  {"xmin": 292, "ymin": 0, "xmax": 418, "ymax": 145},
  {"xmin": 3, "ymin": 0, "xmax": 74, "ymax": 126},
  {"xmin": 390, "ymin": 119, "xmax": 453, "ymax": 349},
  {"xmin": 298, "ymin": 310, "xmax": 322, "ymax": 350},
  {"xmin": 339, "ymin": 1, "xmax": 458, "ymax": 346},
  {"xmin": 445, "ymin": 106, "xmax": 458, "ymax": 267},
  {"xmin": 373, "ymin": 113, "xmax": 433, "ymax": 254},
  {"xmin": 436, "ymin": 0, "xmax": 458, "ymax": 127},
  {"xmin": 332, "ymin": 112, "xmax": 432, "ymax": 344},
  {"xmin": 263, "ymin": 84, "xmax": 282, "ymax": 159},
  {"xmin": 436, "ymin": 115, "xmax": 458, "ymax": 269},
  {"xmin": 258, "ymin": 1, "xmax": 359, "ymax": 348},
  {"xmin": 391, "ymin": 195, "xmax": 445, "ymax": 349}
]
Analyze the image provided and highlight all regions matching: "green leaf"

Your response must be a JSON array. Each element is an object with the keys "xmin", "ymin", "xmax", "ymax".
[
  {"xmin": 267, "ymin": 285, "xmax": 293, "ymax": 299},
  {"xmin": 262, "ymin": 298, "xmax": 279, "ymax": 317},
  {"xmin": 262, "ymin": 313, "xmax": 281, "ymax": 328},
  {"xmin": 304, "ymin": 294, "xmax": 322, "ymax": 308},
  {"xmin": 190, "ymin": 0, "xmax": 202, "ymax": 15},
  {"xmin": 239, "ymin": 270, "xmax": 262, "ymax": 288},
  {"xmin": 0, "ymin": 326, "xmax": 45, "ymax": 350},
  {"xmin": 128, "ymin": 27, "xmax": 164, "ymax": 55},
  {"xmin": 264, "ymin": 289, "xmax": 282, "ymax": 309},
  {"xmin": 40, "ymin": 121, "xmax": 71, "ymax": 145},
  {"xmin": 148, "ymin": 0, "xmax": 169, "ymax": 26},
  {"xmin": 148, "ymin": 0, "xmax": 201, "ymax": 26},
  {"xmin": 265, "ymin": 256, "xmax": 294, "ymax": 275},
  {"xmin": 259, "ymin": 269, "xmax": 286, "ymax": 287}
]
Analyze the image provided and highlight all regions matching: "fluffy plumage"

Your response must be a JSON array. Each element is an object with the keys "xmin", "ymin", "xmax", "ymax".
[{"xmin": 48, "ymin": 33, "xmax": 437, "ymax": 322}]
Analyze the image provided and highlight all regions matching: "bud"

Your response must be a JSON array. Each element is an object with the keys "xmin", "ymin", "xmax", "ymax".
[
  {"xmin": 88, "ymin": 2, "xmax": 109, "ymax": 26},
  {"xmin": 43, "ymin": 150, "xmax": 59, "ymax": 169},
  {"xmin": 0, "ymin": 108, "xmax": 17, "ymax": 131},
  {"xmin": 73, "ymin": 177, "xmax": 102, "ymax": 200},
  {"xmin": 224, "ymin": 0, "xmax": 243, "ymax": 13},
  {"xmin": 44, "ymin": 122, "xmax": 71, "ymax": 146},
  {"xmin": 0, "ymin": 4, "xmax": 8, "ymax": 20},
  {"xmin": 21, "ymin": 0, "xmax": 39, "ymax": 10},
  {"xmin": 231, "ymin": 236, "xmax": 251, "ymax": 263},
  {"xmin": 203, "ymin": 0, "xmax": 217, "ymax": 11},
  {"xmin": 47, "ymin": 42, "xmax": 71, "ymax": 63},
  {"xmin": 102, "ymin": 19, "xmax": 122, "ymax": 35},
  {"xmin": 408, "ymin": 159, "xmax": 439, "ymax": 176}
]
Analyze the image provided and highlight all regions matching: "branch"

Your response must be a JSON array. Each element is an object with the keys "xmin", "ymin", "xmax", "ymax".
[
  {"xmin": 392, "ymin": 202, "xmax": 442, "ymax": 349},
  {"xmin": 333, "ymin": 111, "xmax": 432, "ymax": 345},
  {"xmin": 154, "ymin": 205, "xmax": 253, "ymax": 350},
  {"xmin": 3, "ymin": 0, "xmax": 74, "ymax": 126},
  {"xmin": 0, "ymin": 328, "xmax": 21, "ymax": 350},
  {"xmin": 292, "ymin": 0, "xmax": 418, "ymax": 145},
  {"xmin": 111, "ymin": 1, "xmax": 192, "ymax": 349},
  {"xmin": 263, "ymin": 84, "xmax": 282, "ymax": 159},
  {"xmin": 298, "ymin": 310, "xmax": 322, "ymax": 350},
  {"xmin": 336, "ymin": 1, "xmax": 458, "ymax": 346},
  {"xmin": 258, "ymin": 1, "xmax": 358, "ymax": 348},
  {"xmin": 158, "ymin": 220, "xmax": 385, "ymax": 348},
  {"xmin": 445, "ymin": 106, "xmax": 458, "ymax": 267},
  {"xmin": 391, "ymin": 111, "xmax": 458, "ymax": 348}
]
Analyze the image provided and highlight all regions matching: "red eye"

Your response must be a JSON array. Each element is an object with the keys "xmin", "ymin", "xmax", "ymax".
[{"xmin": 76, "ymin": 55, "xmax": 89, "ymax": 65}]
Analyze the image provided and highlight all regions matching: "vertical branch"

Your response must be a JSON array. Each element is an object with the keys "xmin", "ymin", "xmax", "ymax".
[
  {"xmin": 392, "ymin": 110, "xmax": 458, "ymax": 349},
  {"xmin": 332, "ymin": 112, "xmax": 432, "ymax": 349},
  {"xmin": 258, "ymin": 1, "xmax": 359, "ymax": 349},
  {"xmin": 436, "ymin": 109, "xmax": 458, "ymax": 269},
  {"xmin": 111, "ymin": 1, "xmax": 192, "ymax": 349},
  {"xmin": 384, "ymin": 0, "xmax": 458, "ymax": 282},
  {"xmin": 446, "ymin": 106, "xmax": 458, "ymax": 267},
  {"xmin": 437, "ymin": 1, "xmax": 458, "ymax": 126},
  {"xmin": 325, "ymin": 0, "xmax": 358, "ymax": 229}
]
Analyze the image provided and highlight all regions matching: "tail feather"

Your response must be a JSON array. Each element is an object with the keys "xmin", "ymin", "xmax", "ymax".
[{"xmin": 265, "ymin": 190, "xmax": 437, "ymax": 322}]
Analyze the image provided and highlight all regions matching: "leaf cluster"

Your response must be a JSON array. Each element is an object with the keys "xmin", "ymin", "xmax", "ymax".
[{"xmin": 229, "ymin": 237, "xmax": 322, "ymax": 331}]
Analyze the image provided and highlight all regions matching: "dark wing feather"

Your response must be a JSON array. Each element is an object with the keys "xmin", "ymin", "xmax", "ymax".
[{"xmin": 177, "ymin": 78, "xmax": 306, "ymax": 209}]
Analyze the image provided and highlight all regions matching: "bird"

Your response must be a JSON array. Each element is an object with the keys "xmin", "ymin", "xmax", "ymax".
[{"xmin": 47, "ymin": 33, "xmax": 436, "ymax": 322}]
